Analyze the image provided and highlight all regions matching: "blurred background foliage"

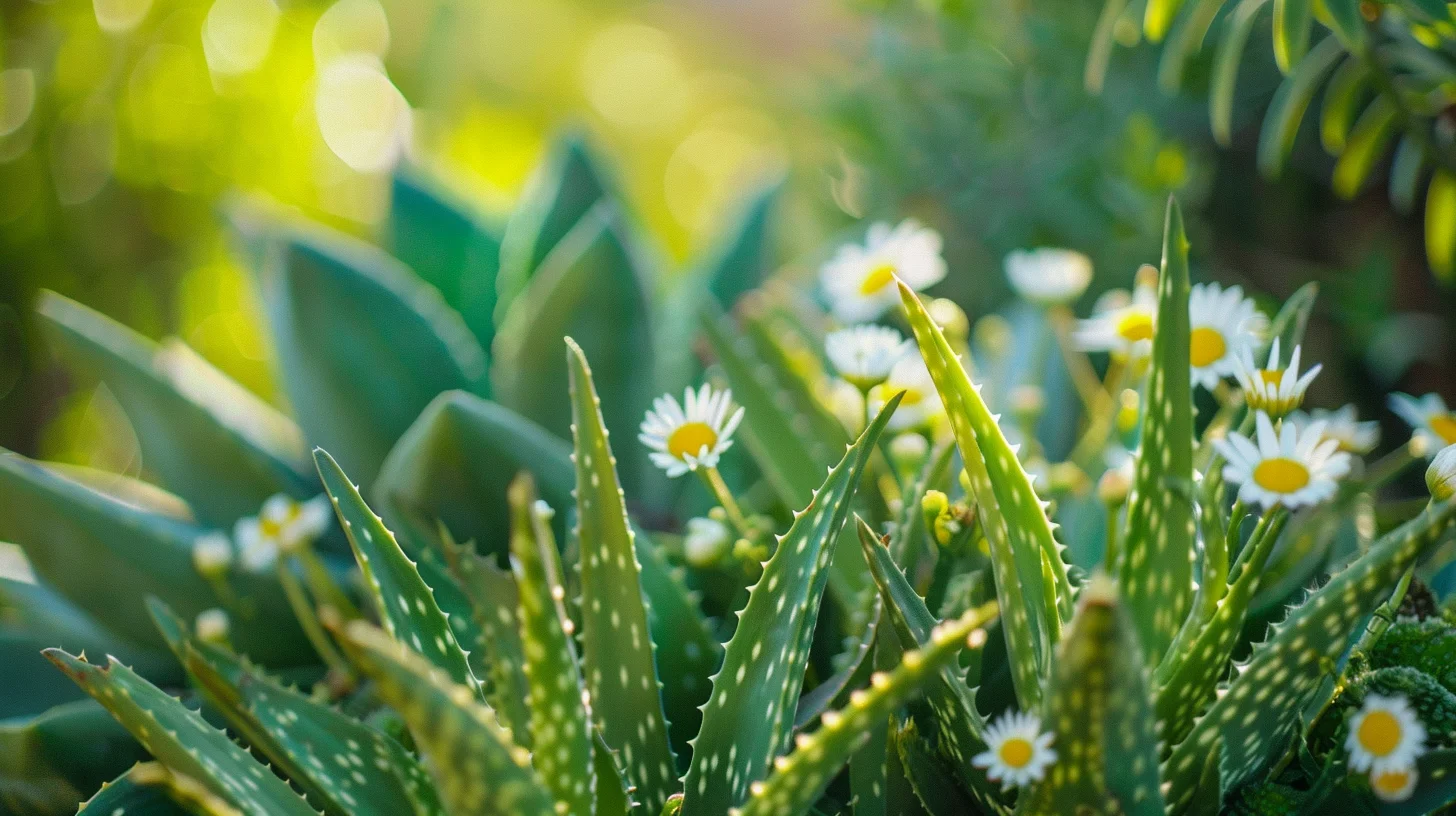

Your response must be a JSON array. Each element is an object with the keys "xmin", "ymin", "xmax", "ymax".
[{"xmin": 0, "ymin": 0, "xmax": 1451, "ymax": 488}]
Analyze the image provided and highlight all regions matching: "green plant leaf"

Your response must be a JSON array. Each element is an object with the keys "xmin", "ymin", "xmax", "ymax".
[
  {"xmin": 567, "ymin": 338, "xmax": 679, "ymax": 812},
  {"xmin": 681, "ymin": 394, "xmax": 900, "ymax": 815},
  {"xmin": 507, "ymin": 474, "xmax": 596, "ymax": 815},
  {"xmin": 1258, "ymin": 34, "xmax": 1346, "ymax": 176},
  {"xmin": 44, "ymin": 650, "xmax": 316, "ymax": 816},
  {"xmin": 1333, "ymin": 95, "xmax": 1399, "ymax": 198},
  {"xmin": 893, "ymin": 719, "xmax": 977, "ymax": 816},
  {"xmin": 1163, "ymin": 498, "xmax": 1456, "ymax": 811},
  {"xmin": 444, "ymin": 535, "xmax": 534, "ymax": 750},
  {"xmin": 1272, "ymin": 0, "xmax": 1314, "ymax": 72},
  {"xmin": 1118, "ymin": 198, "xmax": 1196, "ymax": 667},
  {"xmin": 340, "ymin": 621, "xmax": 556, "ymax": 816},
  {"xmin": 76, "ymin": 771, "xmax": 193, "ymax": 816},
  {"xmin": 315, "ymin": 448, "xmax": 480, "ymax": 695},
  {"xmin": 1086, "ymin": 0, "xmax": 1133, "ymax": 93},
  {"xmin": 1322, "ymin": 0, "xmax": 1367, "ymax": 50},
  {"xmin": 1144, "ymin": 0, "xmax": 1187, "ymax": 41},
  {"xmin": 1319, "ymin": 57, "xmax": 1368, "ymax": 155},
  {"xmin": 1265, "ymin": 281, "xmax": 1319, "ymax": 357},
  {"xmin": 1156, "ymin": 0, "xmax": 1226, "ymax": 91},
  {"xmin": 1388, "ymin": 134, "xmax": 1426, "ymax": 215},
  {"xmin": 1427, "ymin": 170, "xmax": 1456, "ymax": 283},
  {"xmin": 0, "ymin": 698, "xmax": 148, "ymax": 814},
  {"xmin": 738, "ymin": 604, "xmax": 998, "ymax": 816},
  {"xmin": 1211, "ymin": 0, "xmax": 1273, "ymax": 146}
]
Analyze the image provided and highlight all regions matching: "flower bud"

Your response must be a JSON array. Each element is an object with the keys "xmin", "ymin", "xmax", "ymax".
[
  {"xmin": 889, "ymin": 432, "xmax": 929, "ymax": 473},
  {"xmin": 192, "ymin": 533, "xmax": 234, "ymax": 576},
  {"xmin": 1427, "ymin": 443, "xmax": 1456, "ymax": 502},
  {"xmin": 1098, "ymin": 464, "xmax": 1132, "ymax": 506},
  {"xmin": 195, "ymin": 608, "xmax": 231, "ymax": 643},
  {"xmin": 684, "ymin": 517, "xmax": 732, "ymax": 568},
  {"xmin": 927, "ymin": 298, "xmax": 970, "ymax": 345}
]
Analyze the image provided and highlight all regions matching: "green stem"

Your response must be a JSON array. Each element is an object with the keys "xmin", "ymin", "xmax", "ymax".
[
  {"xmin": 1070, "ymin": 358, "xmax": 1128, "ymax": 470},
  {"xmin": 297, "ymin": 545, "xmax": 360, "ymax": 621},
  {"xmin": 700, "ymin": 466, "xmax": 752, "ymax": 539},
  {"xmin": 1229, "ymin": 504, "xmax": 1287, "ymax": 576},
  {"xmin": 278, "ymin": 559, "xmax": 351, "ymax": 681},
  {"xmin": 1361, "ymin": 441, "xmax": 1420, "ymax": 489}
]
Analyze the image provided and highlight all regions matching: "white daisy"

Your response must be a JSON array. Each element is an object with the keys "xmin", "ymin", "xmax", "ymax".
[
  {"xmin": 1286, "ymin": 405, "xmax": 1380, "ymax": 454},
  {"xmin": 1389, "ymin": 392, "xmax": 1456, "ymax": 455},
  {"xmin": 971, "ymin": 710, "xmax": 1057, "ymax": 790},
  {"xmin": 235, "ymin": 493, "xmax": 333, "ymax": 571},
  {"xmin": 639, "ymin": 384, "xmax": 745, "ymax": 478},
  {"xmin": 820, "ymin": 220, "xmax": 946, "ymax": 322},
  {"xmin": 1346, "ymin": 693, "xmax": 1426, "ymax": 774},
  {"xmin": 1428, "ymin": 443, "xmax": 1456, "ymax": 502},
  {"xmin": 1370, "ymin": 766, "xmax": 1419, "ymax": 802},
  {"xmin": 870, "ymin": 355, "xmax": 945, "ymax": 432},
  {"xmin": 1214, "ymin": 411, "xmax": 1351, "ymax": 510},
  {"xmin": 1004, "ymin": 248, "xmax": 1093, "ymax": 306},
  {"xmin": 1188, "ymin": 282, "xmax": 1265, "ymax": 390},
  {"xmin": 825, "ymin": 325, "xmax": 913, "ymax": 391},
  {"xmin": 1231, "ymin": 337, "xmax": 1321, "ymax": 419},
  {"xmin": 1072, "ymin": 265, "xmax": 1159, "ymax": 359}
]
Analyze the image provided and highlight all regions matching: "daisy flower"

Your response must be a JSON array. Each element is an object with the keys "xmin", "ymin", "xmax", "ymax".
[
  {"xmin": 971, "ymin": 711, "xmax": 1057, "ymax": 789},
  {"xmin": 1214, "ymin": 411, "xmax": 1351, "ymax": 510},
  {"xmin": 825, "ymin": 324, "xmax": 913, "ymax": 392},
  {"xmin": 1072, "ymin": 265, "xmax": 1159, "ymax": 359},
  {"xmin": 820, "ymin": 220, "xmax": 946, "ymax": 323},
  {"xmin": 1188, "ymin": 282, "xmax": 1264, "ymax": 390},
  {"xmin": 1369, "ymin": 767, "xmax": 1419, "ymax": 803},
  {"xmin": 1346, "ymin": 693, "xmax": 1426, "ymax": 774},
  {"xmin": 235, "ymin": 493, "xmax": 332, "ymax": 571},
  {"xmin": 639, "ymin": 383, "xmax": 745, "ymax": 478},
  {"xmin": 1286, "ymin": 405, "xmax": 1380, "ymax": 454},
  {"xmin": 1004, "ymin": 248, "xmax": 1093, "ymax": 306},
  {"xmin": 1427, "ymin": 443, "xmax": 1456, "ymax": 501},
  {"xmin": 1389, "ymin": 392, "xmax": 1456, "ymax": 455},
  {"xmin": 870, "ymin": 355, "xmax": 944, "ymax": 432},
  {"xmin": 1231, "ymin": 337, "xmax": 1321, "ymax": 419}
]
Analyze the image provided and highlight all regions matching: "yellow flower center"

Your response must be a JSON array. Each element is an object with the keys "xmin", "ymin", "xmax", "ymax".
[
  {"xmin": 1189, "ymin": 327, "xmax": 1227, "ymax": 368},
  {"xmin": 1357, "ymin": 710, "xmax": 1403, "ymax": 756},
  {"xmin": 1252, "ymin": 457, "xmax": 1310, "ymax": 494},
  {"xmin": 899, "ymin": 388, "xmax": 924, "ymax": 406},
  {"xmin": 667, "ymin": 422, "xmax": 719, "ymax": 461},
  {"xmin": 260, "ymin": 502, "xmax": 301, "ymax": 540},
  {"xmin": 1258, "ymin": 369, "xmax": 1284, "ymax": 387},
  {"xmin": 999, "ymin": 737, "xmax": 1034, "ymax": 768},
  {"xmin": 1115, "ymin": 310, "xmax": 1154, "ymax": 343},
  {"xmin": 1371, "ymin": 768, "xmax": 1414, "ymax": 799},
  {"xmin": 1430, "ymin": 414, "xmax": 1456, "ymax": 445},
  {"xmin": 859, "ymin": 262, "xmax": 897, "ymax": 295}
]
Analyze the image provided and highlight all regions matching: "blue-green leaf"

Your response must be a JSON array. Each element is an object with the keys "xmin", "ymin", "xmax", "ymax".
[
  {"xmin": 0, "ymin": 699, "xmax": 147, "ymax": 814},
  {"xmin": 1272, "ymin": 0, "xmax": 1314, "ymax": 72},
  {"xmin": 1258, "ymin": 35, "xmax": 1346, "ymax": 177},
  {"xmin": 76, "ymin": 771, "xmax": 192, "ymax": 816},
  {"xmin": 1211, "ymin": 0, "xmax": 1272, "ymax": 146}
]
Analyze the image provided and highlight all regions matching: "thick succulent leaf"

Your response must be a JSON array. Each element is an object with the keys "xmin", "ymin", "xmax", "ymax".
[
  {"xmin": 1156, "ymin": 0, "xmax": 1225, "ymax": 91},
  {"xmin": 1143, "ymin": 0, "xmax": 1186, "ymax": 41},
  {"xmin": 1085, "ymin": 0, "xmax": 1132, "ymax": 93},
  {"xmin": 507, "ymin": 475, "xmax": 596, "ymax": 815},
  {"xmin": 1332, "ymin": 95, "xmax": 1399, "ymax": 198},
  {"xmin": 681, "ymin": 394, "xmax": 900, "ymax": 815},
  {"xmin": 1322, "ymin": 0, "xmax": 1367, "ymax": 50},
  {"xmin": 793, "ymin": 604, "xmax": 879, "ymax": 731},
  {"xmin": 44, "ymin": 650, "xmax": 316, "ymax": 816},
  {"xmin": 1272, "ymin": 0, "xmax": 1313, "ymax": 72},
  {"xmin": 1211, "ymin": 0, "xmax": 1272, "ymax": 145},
  {"xmin": 1164, "ymin": 498, "xmax": 1456, "ymax": 812},
  {"xmin": 0, "ymin": 452, "xmax": 311, "ymax": 665},
  {"xmin": 899, "ymin": 280, "xmax": 1069, "ymax": 708},
  {"xmin": 387, "ymin": 168, "xmax": 502, "ymax": 350},
  {"xmin": 1319, "ymin": 57, "xmax": 1368, "ymax": 155},
  {"xmin": 1389, "ymin": 135, "xmax": 1426, "ymax": 215},
  {"xmin": 1427, "ymin": 170, "xmax": 1456, "ymax": 283},
  {"xmin": 0, "ymin": 699, "xmax": 147, "ymax": 814},
  {"xmin": 446, "ymin": 538, "xmax": 534, "ymax": 749},
  {"xmin": 340, "ymin": 622, "xmax": 555, "ymax": 816},
  {"xmin": 893, "ymin": 719, "xmax": 977, "ymax": 816},
  {"xmin": 315, "ymin": 449, "xmax": 479, "ymax": 695},
  {"xmin": 35, "ymin": 291, "xmax": 313, "ymax": 526},
  {"xmin": 1257, "ymin": 35, "xmax": 1346, "ymax": 177},
  {"xmin": 567, "ymin": 338, "xmax": 678, "ymax": 812},
  {"xmin": 593, "ymin": 729, "xmax": 634, "ymax": 816},
  {"xmin": 254, "ymin": 224, "xmax": 488, "ymax": 489},
  {"xmin": 76, "ymin": 771, "xmax": 193, "ymax": 816},
  {"xmin": 737, "ymin": 605, "xmax": 997, "ymax": 816},
  {"xmin": 1016, "ymin": 576, "xmax": 1164, "ymax": 816},
  {"xmin": 1118, "ymin": 198, "xmax": 1196, "ymax": 667},
  {"xmin": 890, "ymin": 441, "xmax": 956, "ymax": 572}
]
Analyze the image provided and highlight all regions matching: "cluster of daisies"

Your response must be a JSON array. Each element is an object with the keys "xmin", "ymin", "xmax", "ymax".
[{"xmin": 1346, "ymin": 693, "xmax": 1429, "ymax": 802}]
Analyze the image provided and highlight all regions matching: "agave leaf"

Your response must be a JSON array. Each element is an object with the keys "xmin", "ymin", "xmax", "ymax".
[
  {"xmin": 43, "ymin": 650, "xmax": 316, "ymax": 816},
  {"xmin": 1333, "ymin": 95, "xmax": 1399, "ymax": 198},
  {"xmin": 76, "ymin": 771, "xmax": 193, "ymax": 816},
  {"xmin": 1426, "ymin": 171, "xmax": 1456, "ymax": 283},
  {"xmin": 340, "ymin": 622, "xmax": 556, "ymax": 816},
  {"xmin": 444, "ymin": 535, "xmax": 534, "ymax": 750},
  {"xmin": 1257, "ymin": 35, "xmax": 1346, "ymax": 177},
  {"xmin": 1319, "ymin": 57, "xmax": 1368, "ymax": 155},
  {"xmin": 0, "ymin": 699, "xmax": 147, "ymax": 814},
  {"xmin": 738, "ymin": 604, "xmax": 997, "ymax": 816},
  {"xmin": 1144, "ymin": 0, "xmax": 1186, "ymax": 42},
  {"xmin": 0, "ymin": 452, "xmax": 312, "ymax": 665},
  {"xmin": 387, "ymin": 168, "xmax": 503, "ymax": 350},
  {"xmin": 1272, "ymin": 0, "xmax": 1313, "ymax": 72},
  {"xmin": 1016, "ymin": 576, "xmax": 1164, "ymax": 816},
  {"xmin": 255, "ymin": 225, "xmax": 488, "ymax": 490},
  {"xmin": 567, "ymin": 338, "xmax": 678, "ymax": 811},
  {"xmin": 35, "ymin": 292, "xmax": 313, "ymax": 527},
  {"xmin": 1211, "ymin": 0, "xmax": 1272, "ymax": 145},
  {"xmin": 1119, "ymin": 198, "xmax": 1196, "ymax": 667},
  {"xmin": 315, "ymin": 449, "xmax": 479, "ymax": 695},
  {"xmin": 507, "ymin": 474, "xmax": 596, "ymax": 815},
  {"xmin": 1164, "ymin": 498, "xmax": 1456, "ymax": 812},
  {"xmin": 681, "ymin": 394, "xmax": 900, "ymax": 815}
]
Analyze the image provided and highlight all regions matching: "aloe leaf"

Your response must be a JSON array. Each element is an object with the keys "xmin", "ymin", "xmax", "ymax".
[
  {"xmin": 43, "ymin": 650, "xmax": 316, "ymax": 816},
  {"xmin": 34, "ymin": 292, "xmax": 313, "ymax": 527},
  {"xmin": 593, "ymin": 729, "xmax": 635, "ymax": 816},
  {"xmin": 794, "ymin": 603, "xmax": 880, "ymax": 731},
  {"xmin": 1319, "ymin": 57, "xmax": 1368, "ymax": 155},
  {"xmin": 738, "ymin": 604, "xmax": 997, "ymax": 816},
  {"xmin": 340, "ymin": 621, "xmax": 556, "ymax": 816},
  {"xmin": 681, "ymin": 394, "xmax": 900, "ymax": 815},
  {"xmin": 1427, "ymin": 171, "xmax": 1456, "ymax": 284},
  {"xmin": 76, "ymin": 771, "xmax": 193, "ymax": 816},
  {"xmin": 891, "ymin": 440, "xmax": 956, "ymax": 573},
  {"xmin": 0, "ymin": 698, "xmax": 148, "ymax": 813},
  {"xmin": 387, "ymin": 168, "xmax": 502, "ymax": 350},
  {"xmin": 898, "ymin": 281, "xmax": 1069, "ymax": 708},
  {"xmin": 1164, "ymin": 498, "xmax": 1456, "ymax": 811},
  {"xmin": 1017, "ymin": 576, "xmax": 1165, "ymax": 816},
  {"xmin": 893, "ymin": 719, "xmax": 978, "ymax": 816},
  {"xmin": 254, "ymin": 225, "xmax": 488, "ymax": 489},
  {"xmin": 1272, "ymin": 0, "xmax": 1314, "ymax": 72},
  {"xmin": 1332, "ymin": 94, "xmax": 1399, "ymax": 198},
  {"xmin": 315, "ymin": 448, "xmax": 480, "ymax": 695},
  {"xmin": 1156, "ymin": 0, "xmax": 1225, "ymax": 91},
  {"xmin": 1144, "ymin": 0, "xmax": 1187, "ymax": 42},
  {"xmin": 445, "ymin": 536, "xmax": 534, "ymax": 749},
  {"xmin": 506, "ymin": 474, "xmax": 596, "ymax": 814},
  {"xmin": 0, "ymin": 452, "xmax": 311, "ymax": 665},
  {"xmin": 1258, "ymin": 35, "xmax": 1346, "ymax": 177},
  {"xmin": 1118, "ymin": 198, "xmax": 1196, "ymax": 667},
  {"xmin": 1388, "ymin": 134, "xmax": 1426, "ymax": 215},
  {"xmin": 1211, "ymin": 0, "xmax": 1272, "ymax": 145},
  {"xmin": 1322, "ymin": 0, "xmax": 1367, "ymax": 51},
  {"xmin": 567, "ymin": 338, "xmax": 679, "ymax": 811}
]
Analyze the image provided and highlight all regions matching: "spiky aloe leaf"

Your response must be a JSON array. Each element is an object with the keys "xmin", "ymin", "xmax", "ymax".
[
  {"xmin": 681, "ymin": 394, "xmax": 900, "ymax": 815},
  {"xmin": 737, "ymin": 604, "xmax": 997, "ymax": 816},
  {"xmin": 567, "ymin": 338, "xmax": 678, "ymax": 811},
  {"xmin": 0, "ymin": 698, "xmax": 147, "ymax": 813},
  {"xmin": 506, "ymin": 474, "xmax": 596, "ymax": 814},
  {"xmin": 593, "ymin": 729, "xmax": 634, "ymax": 816},
  {"xmin": 340, "ymin": 622, "xmax": 555, "ymax": 815},
  {"xmin": 1164, "ymin": 499, "xmax": 1456, "ymax": 812},
  {"xmin": 1118, "ymin": 198, "xmax": 1196, "ymax": 667},
  {"xmin": 899, "ymin": 280, "xmax": 1070, "ymax": 708},
  {"xmin": 315, "ymin": 449, "xmax": 478, "ymax": 695},
  {"xmin": 893, "ymin": 719, "xmax": 975, "ymax": 816},
  {"xmin": 43, "ymin": 650, "xmax": 315, "ymax": 816},
  {"xmin": 794, "ymin": 604, "xmax": 880, "ymax": 731},
  {"xmin": 1017, "ymin": 576, "xmax": 1164, "ymax": 815},
  {"xmin": 412, "ymin": 547, "xmax": 486, "ymax": 678},
  {"xmin": 76, "ymin": 770, "xmax": 193, "ymax": 816},
  {"xmin": 35, "ymin": 291, "xmax": 312, "ymax": 527}
]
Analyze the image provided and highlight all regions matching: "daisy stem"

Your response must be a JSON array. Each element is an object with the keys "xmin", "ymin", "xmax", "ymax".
[
  {"xmin": 1362, "ymin": 441, "xmax": 1420, "ymax": 490},
  {"xmin": 1068, "ymin": 358, "xmax": 1128, "ymax": 470},
  {"xmin": 1049, "ymin": 306, "xmax": 1108, "ymax": 414},
  {"xmin": 277, "ymin": 558, "xmax": 352, "ymax": 683},
  {"xmin": 1228, "ymin": 504, "xmax": 1288, "ymax": 577},
  {"xmin": 296, "ymin": 543, "xmax": 361, "ymax": 622},
  {"xmin": 700, "ymin": 466, "xmax": 753, "ymax": 540}
]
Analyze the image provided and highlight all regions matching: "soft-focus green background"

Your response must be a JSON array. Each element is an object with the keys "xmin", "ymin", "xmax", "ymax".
[{"xmin": 0, "ymin": 0, "xmax": 1451, "ymax": 472}]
